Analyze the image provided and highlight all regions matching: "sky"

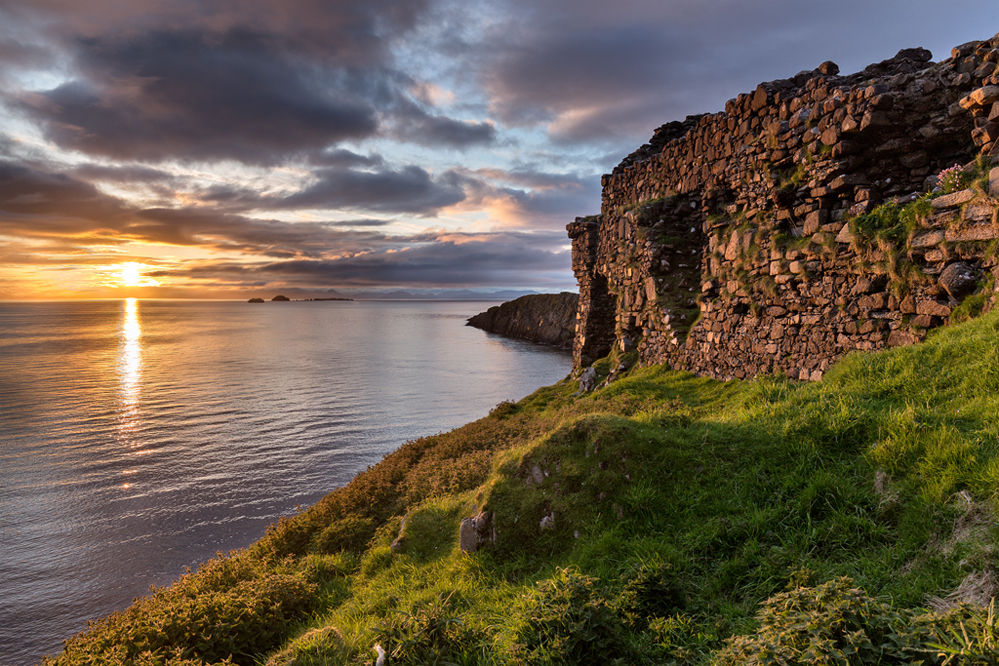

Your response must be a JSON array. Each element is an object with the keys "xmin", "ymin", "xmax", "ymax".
[{"xmin": 0, "ymin": 0, "xmax": 995, "ymax": 299}]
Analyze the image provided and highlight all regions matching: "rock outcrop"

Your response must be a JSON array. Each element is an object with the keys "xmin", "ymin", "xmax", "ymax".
[
  {"xmin": 467, "ymin": 293, "xmax": 578, "ymax": 347},
  {"xmin": 569, "ymin": 34, "xmax": 999, "ymax": 380}
]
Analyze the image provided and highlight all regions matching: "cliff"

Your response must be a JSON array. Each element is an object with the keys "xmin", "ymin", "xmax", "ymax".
[
  {"xmin": 466, "ymin": 292, "xmax": 578, "ymax": 347},
  {"xmin": 569, "ymin": 35, "xmax": 999, "ymax": 379}
]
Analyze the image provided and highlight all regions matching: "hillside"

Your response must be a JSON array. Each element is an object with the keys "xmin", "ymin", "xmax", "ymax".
[{"xmin": 42, "ymin": 309, "xmax": 999, "ymax": 665}]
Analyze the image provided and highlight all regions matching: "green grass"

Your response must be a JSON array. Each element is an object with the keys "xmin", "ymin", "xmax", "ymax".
[{"xmin": 42, "ymin": 312, "xmax": 999, "ymax": 666}]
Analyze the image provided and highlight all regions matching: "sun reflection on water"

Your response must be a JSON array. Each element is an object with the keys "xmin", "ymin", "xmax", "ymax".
[{"xmin": 117, "ymin": 298, "xmax": 142, "ymax": 443}]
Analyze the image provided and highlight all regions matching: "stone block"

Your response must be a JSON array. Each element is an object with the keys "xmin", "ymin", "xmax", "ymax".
[
  {"xmin": 931, "ymin": 189, "xmax": 976, "ymax": 208},
  {"xmin": 830, "ymin": 174, "xmax": 865, "ymax": 191},
  {"xmin": 990, "ymin": 166, "xmax": 999, "ymax": 197},
  {"xmin": 916, "ymin": 300, "xmax": 952, "ymax": 317},
  {"xmin": 803, "ymin": 209, "xmax": 828, "ymax": 235},
  {"xmin": 835, "ymin": 224, "xmax": 855, "ymax": 243},
  {"xmin": 966, "ymin": 85, "xmax": 999, "ymax": 108},
  {"xmin": 945, "ymin": 225, "xmax": 999, "ymax": 242},
  {"xmin": 910, "ymin": 230, "xmax": 945, "ymax": 247},
  {"xmin": 888, "ymin": 330, "xmax": 919, "ymax": 347},
  {"xmin": 964, "ymin": 203, "xmax": 995, "ymax": 222}
]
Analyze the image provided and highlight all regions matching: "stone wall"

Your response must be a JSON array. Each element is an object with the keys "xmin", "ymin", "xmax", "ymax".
[{"xmin": 570, "ymin": 35, "xmax": 999, "ymax": 380}]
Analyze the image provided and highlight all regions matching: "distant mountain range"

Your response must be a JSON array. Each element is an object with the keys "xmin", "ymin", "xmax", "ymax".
[{"xmin": 245, "ymin": 287, "xmax": 571, "ymax": 301}]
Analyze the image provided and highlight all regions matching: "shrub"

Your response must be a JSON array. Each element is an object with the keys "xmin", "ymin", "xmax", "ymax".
[
  {"xmin": 618, "ymin": 560, "xmax": 686, "ymax": 623},
  {"xmin": 713, "ymin": 577, "xmax": 998, "ymax": 665},
  {"xmin": 311, "ymin": 514, "xmax": 376, "ymax": 554},
  {"xmin": 46, "ymin": 573, "xmax": 315, "ymax": 666},
  {"xmin": 374, "ymin": 591, "xmax": 485, "ymax": 665},
  {"xmin": 510, "ymin": 568, "xmax": 630, "ymax": 666}
]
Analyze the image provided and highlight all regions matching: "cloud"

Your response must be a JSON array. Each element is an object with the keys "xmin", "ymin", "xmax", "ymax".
[
  {"xmin": 274, "ymin": 165, "xmax": 468, "ymax": 214},
  {"xmin": 453, "ymin": 167, "xmax": 602, "ymax": 229},
  {"xmin": 15, "ymin": 30, "xmax": 381, "ymax": 164},
  {"xmin": 477, "ymin": 0, "xmax": 997, "ymax": 145},
  {"xmin": 2, "ymin": 0, "xmax": 495, "ymax": 164},
  {"xmin": 245, "ymin": 229, "xmax": 573, "ymax": 287}
]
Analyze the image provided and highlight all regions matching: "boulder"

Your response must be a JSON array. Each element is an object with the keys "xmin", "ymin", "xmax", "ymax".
[
  {"xmin": 939, "ymin": 262, "xmax": 982, "ymax": 300},
  {"xmin": 459, "ymin": 511, "xmax": 495, "ymax": 554}
]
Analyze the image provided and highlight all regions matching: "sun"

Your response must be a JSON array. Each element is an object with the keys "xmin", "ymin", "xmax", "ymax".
[
  {"xmin": 118, "ymin": 262, "xmax": 159, "ymax": 288},
  {"xmin": 121, "ymin": 262, "xmax": 142, "ymax": 286}
]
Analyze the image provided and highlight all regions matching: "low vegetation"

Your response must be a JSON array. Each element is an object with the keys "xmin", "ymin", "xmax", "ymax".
[{"xmin": 42, "ymin": 311, "xmax": 999, "ymax": 665}]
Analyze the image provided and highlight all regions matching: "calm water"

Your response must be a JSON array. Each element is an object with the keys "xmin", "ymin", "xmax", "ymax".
[{"xmin": 0, "ymin": 299, "xmax": 572, "ymax": 666}]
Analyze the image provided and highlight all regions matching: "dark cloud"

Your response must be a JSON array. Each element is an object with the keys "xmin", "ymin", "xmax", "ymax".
[
  {"xmin": 0, "ymin": 161, "xmax": 130, "ymax": 232},
  {"xmin": 389, "ymin": 109, "xmax": 496, "ymax": 148},
  {"xmin": 17, "ymin": 30, "xmax": 380, "ymax": 164},
  {"xmin": 2, "ymin": 0, "xmax": 494, "ymax": 164},
  {"xmin": 249, "ymin": 230, "xmax": 572, "ymax": 287},
  {"xmin": 479, "ymin": 0, "xmax": 997, "ymax": 145},
  {"xmin": 273, "ymin": 164, "xmax": 468, "ymax": 214},
  {"xmin": 308, "ymin": 149, "xmax": 386, "ymax": 169}
]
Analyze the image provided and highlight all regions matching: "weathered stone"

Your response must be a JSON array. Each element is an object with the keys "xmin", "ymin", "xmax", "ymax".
[
  {"xmin": 821, "ymin": 127, "xmax": 840, "ymax": 146},
  {"xmin": 803, "ymin": 209, "xmax": 828, "ymax": 235},
  {"xmin": 931, "ymin": 189, "xmax": 976, "ymax": 208},
  {"xmin": 817, "ymin": 61, "xmax": 839, "ymax": 76},
  {"xmin": 945, "ymin": 225, "xmax": 999, "ymax": 242},
  {"xmin": 961, "ymin": 85, "xmax": 999, "ymax": 108},
  {"xmin": 965, "ymin": 203, "xmax": 996, "ymax": 222},
  {"xmin": 860, "ymin": 110, "xmax": 890, "ymax": 131},
  {"xmin": 835, "ymin": 224, "xmax": 856, "ymax": 244},
  {"xmin": 911, "ymin": 230, "xmax": 945, "ymax": 247},
  {"xmin": 916, "ymin": 300, "xmax": 953, "ymax": 317},
  {"xmin": 990, "ymin": 166, "xmax": 999, "ymax": 197},
  {"xmin": 459, "ymin": 511, "xmax": 494, "ymax": 554},
  {"xmin": 888, "ymin": 330, "xmax": 920, "ymax": 347},
  {"xmin": 751, "ymin": 84, "xmax": 770, "ymax": 112},
  {"xmin": 939, "ymin": 262, "xmax": 982, "ymax": 299}
]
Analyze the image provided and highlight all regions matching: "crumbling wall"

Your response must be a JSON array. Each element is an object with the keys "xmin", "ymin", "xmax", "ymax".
[{"xmin": 571, "ymin": 35, "xmax": 999, "ymax": 380}]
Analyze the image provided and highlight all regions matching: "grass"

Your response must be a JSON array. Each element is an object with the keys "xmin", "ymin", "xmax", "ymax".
[{"xmin": 41, "ymin": 311, "xmax": 999, "ymax": 666}]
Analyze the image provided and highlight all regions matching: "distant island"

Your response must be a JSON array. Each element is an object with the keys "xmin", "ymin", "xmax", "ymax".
[{"xmin": 247, "ymin": 295, "xmax": 352, "ymax": 302}]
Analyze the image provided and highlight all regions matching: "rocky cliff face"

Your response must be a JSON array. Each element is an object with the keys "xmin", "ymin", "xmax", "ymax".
[
  {"xmin": 467, "ymin": 293, "xmax": 579, "ymax": 347},
  {"xmin": 570, "ymin": 34, "xmax": 999, "ymax": 379}
]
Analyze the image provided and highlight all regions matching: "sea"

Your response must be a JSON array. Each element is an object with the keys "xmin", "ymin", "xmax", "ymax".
[{"xmin": 0, "ymin": 299, "xmax": 573, "ymax": 666}]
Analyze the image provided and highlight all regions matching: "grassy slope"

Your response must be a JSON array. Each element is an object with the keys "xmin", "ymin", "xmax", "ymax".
[{"xmin": 43, "ymin": 312, "xmax": 999, "ymax": 666}]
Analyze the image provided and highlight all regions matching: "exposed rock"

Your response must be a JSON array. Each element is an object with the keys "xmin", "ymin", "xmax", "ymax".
[
  {"xmin": 467, "ymin": 292, "xmax": 578, "ymax": 347},
  {"xmin": 939, "ymin": 262, "xmax": 982, "ymax": 299},
  {"xmin": 573, "ymin": 367, "xmax": 597, "ymax": 395},
  {"xmin": 459, "ymin": 511, "xmax": 494, "ymax": 554},
  {"xmin": 248, "ymin": 298, "xmax": 265, "ymax": 303},
  {"xmin": 272, "ymin": 295, "xmax": 290, "ymax": 302}
]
